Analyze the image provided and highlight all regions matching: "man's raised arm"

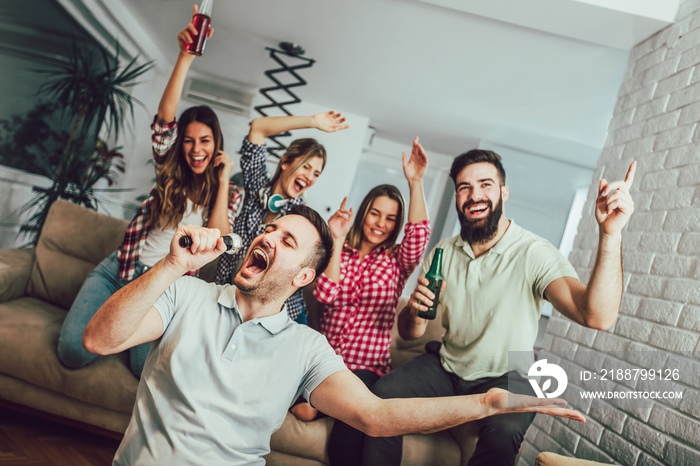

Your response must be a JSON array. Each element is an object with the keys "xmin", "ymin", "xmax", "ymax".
[
  {"xmin": 310, "ymin": 371, "xmax": 584, "ymax": 438},
  {"xmin": 544, "ymin": 161, "xmax": 636, "ymax": 331},
  {"xmin": 83, "ymin": 226, "xmax": 226, "ymax": 355}
]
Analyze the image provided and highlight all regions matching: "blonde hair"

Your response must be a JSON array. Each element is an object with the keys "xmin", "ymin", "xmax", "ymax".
[
  {"xmin": 151, "ymin": 106, "xmax": 224, "ymax": 229},
  {"xmin": 270, "ymin": 138, "xmax": 327, "ymax": 195},
  {"xmin": 346, "ymin": 184, "xmax": 405, "ymax": 251}
]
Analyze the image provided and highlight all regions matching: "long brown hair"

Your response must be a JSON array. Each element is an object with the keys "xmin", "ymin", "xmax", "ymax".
[
  {"xmin": 151, "ymin": 106, "xmax": 224, "ymax": 229},
  {"xmin": 270, "ymin": 138, "xmax": 327, "ymax": 195},
  {"xmin": 346, "ymin": 184, "xmax": 405, "ymax": 251}
]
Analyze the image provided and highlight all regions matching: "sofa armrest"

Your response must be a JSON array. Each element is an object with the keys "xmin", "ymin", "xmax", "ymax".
[
  {"xmin": 536, "ymin": 452, "xmax": 614, "ymax": 465},
  {"xmin": 0, "ymin": 248, "xmax": 36, "ymax": 302}
]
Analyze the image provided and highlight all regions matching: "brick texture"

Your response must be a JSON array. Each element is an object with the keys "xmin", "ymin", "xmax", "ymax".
[{"xmin": 523, "ymin": 2, "xmax": 700, "ymax": 464}]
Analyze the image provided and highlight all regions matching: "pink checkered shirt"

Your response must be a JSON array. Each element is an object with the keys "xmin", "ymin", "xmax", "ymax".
[
  {"xmin": 117, "ymin": 116, "xmax": 242, "ymax": 281},
  {"xmin": 314, "ymin": 220, "xmax": 430, "ymax": 375}
]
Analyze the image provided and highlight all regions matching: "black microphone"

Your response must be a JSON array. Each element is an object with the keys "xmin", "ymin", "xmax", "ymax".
[{"xmin": 179, "ymin": 233, "xmax": 243, "ymax": 255}]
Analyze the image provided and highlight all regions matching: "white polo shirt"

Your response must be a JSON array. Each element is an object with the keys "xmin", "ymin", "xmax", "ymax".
[{"xmin": 114, "ymin": 277, "xmax": 347, "ymax": 466}]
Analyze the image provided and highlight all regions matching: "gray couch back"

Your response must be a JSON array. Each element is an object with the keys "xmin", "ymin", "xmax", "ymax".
[{"xmin": 26, "ymin": 200, "xmax": 128, "ymax": 310}]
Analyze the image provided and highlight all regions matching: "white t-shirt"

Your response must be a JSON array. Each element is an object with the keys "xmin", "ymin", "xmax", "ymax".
[{"xmin": 140, "ymin": 199, "xmax": 205, "ymax": 267}]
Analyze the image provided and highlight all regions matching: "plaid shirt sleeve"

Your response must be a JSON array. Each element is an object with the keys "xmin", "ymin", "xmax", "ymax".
[
  {"xmin": 117, "ymin": 192, "xmax": 155, "ymax": 281},
  {"xmin": 313, "ymin": 272, "xmax": 342, "ymax": 304},
  {"xmin": 317, "ymin": 243, "xmax": 405, "ymax": 375},
  {"xmin": 239, "ymin": 138, "xmax": 270, "ymax": 194},
  {"xmin": 284, "ymin": 289, "xmax": 306, "ymax": 321},
  {"xmin": 394, "ymin": 220, "xmax": 431, "ymax": 279},
  {"xmin": 227, "ymin": 183, "xmax": 245, "ymax": 232},
  {"xmin": 151, "ymin": 115, "xmax": 178, "ymax": 168}
]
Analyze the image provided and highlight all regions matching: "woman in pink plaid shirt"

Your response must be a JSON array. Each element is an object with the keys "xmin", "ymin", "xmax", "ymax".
[{"xmin": 293, "ymin": 137, "xmax": 431, "ymax": 463}]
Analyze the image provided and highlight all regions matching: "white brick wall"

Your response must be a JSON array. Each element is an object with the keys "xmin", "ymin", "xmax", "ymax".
[{"xmin": 520, "ymin": 1, "xmax": 700, "ymax": 464}]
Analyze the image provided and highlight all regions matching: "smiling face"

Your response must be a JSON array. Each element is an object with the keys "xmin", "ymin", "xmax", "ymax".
[
  {"xmin": 277, "ymin": 155, "xmax": 324, "ymax": 199},
  {"xmin": 360, "ymin": 195, "xmax": 400, "ymax": 250},
  {"xmin": 454, "ymin": 162, "xmax": 508, "ymax": 244},
  {"xmin": 233, "ymin": 214, "xmax": 320, "ymax": 303},
  {"xmin": 181, "ymin": 121, "xmax": 215, "ymax": 175}
]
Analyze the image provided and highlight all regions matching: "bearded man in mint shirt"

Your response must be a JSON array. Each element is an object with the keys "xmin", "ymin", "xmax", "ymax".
[{"xmin": 359, "ymin": 150, "xmax": 636, "ymax": 466}]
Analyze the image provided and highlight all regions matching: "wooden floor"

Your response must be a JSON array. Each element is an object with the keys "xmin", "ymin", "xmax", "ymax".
[{"xmin": 0, "ymin": 408, "xmax": 120, "ymax": 465}]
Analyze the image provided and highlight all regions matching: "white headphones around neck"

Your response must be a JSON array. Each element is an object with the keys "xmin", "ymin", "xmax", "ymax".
[{"xmin": 259, "ymin": 188, "xmax": 289, "ymax": 213}]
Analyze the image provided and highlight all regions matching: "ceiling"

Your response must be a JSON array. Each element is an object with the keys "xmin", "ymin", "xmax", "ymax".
[{"xmin": 79, "ymin": 0, "xmax": 678, "ymax": 163}]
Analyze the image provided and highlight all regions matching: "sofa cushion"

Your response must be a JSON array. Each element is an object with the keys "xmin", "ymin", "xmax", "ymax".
[
  {"xmin": 0, "ymin": 296, "xmax": 138, "ymax": 414},
  {"xmin": 0, "ymin": 373, "xmax": 131, "ymax": 434},
  {"xmin": 27, "ymin": 199, "xmax": 128, "ymax": 310},
  {"xmin": 270, "ymin": 412, "xmax": 333, "ymax": 462},
  {"xmin": 268, "ymin": 412, "xmax": 462, "ymax": 466},
  {"xmin": 0, "ymin": 247, "xmax": 35, "ymax": 303}
]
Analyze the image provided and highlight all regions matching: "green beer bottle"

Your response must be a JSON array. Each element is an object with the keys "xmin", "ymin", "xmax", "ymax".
[{"xmin": 416, "ymin": 248, "xmax": 444, "ymax": 320}]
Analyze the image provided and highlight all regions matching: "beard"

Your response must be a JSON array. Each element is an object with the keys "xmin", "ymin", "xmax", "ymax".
[
  {"xmin": 233, "ymin": 263, "xmax": 300, "ymax": 305},
  {"xmin": 457, "ymin": 195, "xmax": 503, "ymax": 244}
]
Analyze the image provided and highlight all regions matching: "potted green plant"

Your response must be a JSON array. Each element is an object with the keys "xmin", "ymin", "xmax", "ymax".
[{"xmin": 17, "ymin": 42, "xmax": 153, "ymax": 243}]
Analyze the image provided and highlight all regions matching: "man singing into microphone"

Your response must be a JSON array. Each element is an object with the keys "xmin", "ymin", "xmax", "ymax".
[{"xmin": 83, "ymin": 205, "xmax": 584, "ymax": 465}]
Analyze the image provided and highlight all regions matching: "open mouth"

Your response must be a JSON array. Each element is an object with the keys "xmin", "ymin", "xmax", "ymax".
[
  {"xmin": 189, "ymin": 155, "xmax": 208, "ymax": 168},
  {"xmin": 293, "ymin": 179, "xmax": 308, "ymax": 193},
  {"xmin": 370, "ymin": 228, "xmax": 385, "ymax": 237},
  {"xmin": 243, "ymin": 247, "xmax": 269, "ymax": 276},
  {"xmin": 465, "ymin": 202, "xmax": 490, "ymax": 218}
]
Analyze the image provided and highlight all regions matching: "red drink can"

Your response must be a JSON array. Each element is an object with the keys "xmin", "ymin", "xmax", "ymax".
[{"xmin": 186, "ymin": 13, "xmax": 211, "ymax": 56}]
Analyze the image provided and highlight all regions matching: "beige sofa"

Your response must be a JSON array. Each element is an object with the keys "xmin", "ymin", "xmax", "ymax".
[
  {"xmin": 0, "ymin": 199, "xmax": 477, "ymax": 464},
  {"xmin": 536, "ymin": 452, "xmax": 612, "ymax": 465}
]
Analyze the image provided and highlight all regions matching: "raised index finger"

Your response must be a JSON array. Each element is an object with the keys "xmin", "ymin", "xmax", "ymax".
[
  {"xmin": 415, "ymin": 140, "xmax": 427, "ymax": 161},
  {"xmin": 339, "ymin": 196, "xmax": 347, "ymax": 211},
  {"xmin": 624, "ymin": 160, "xmax": 637, "ymax": 189}
]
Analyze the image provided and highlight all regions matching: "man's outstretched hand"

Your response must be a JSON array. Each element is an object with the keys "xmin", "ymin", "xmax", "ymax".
[{"xmin": 485, "ymin": 388, "xmax": 586, "ymax": 423}]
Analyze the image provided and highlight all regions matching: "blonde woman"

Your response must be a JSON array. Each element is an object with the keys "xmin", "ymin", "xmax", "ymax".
[{"xmin": 214, "ymin": 113, "xmax": 349, "ymax": 323}]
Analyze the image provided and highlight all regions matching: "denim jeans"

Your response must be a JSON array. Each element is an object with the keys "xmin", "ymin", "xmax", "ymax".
[{"xmin": 57, "ymin": 251, "xmax": 152, "ymax": 377}]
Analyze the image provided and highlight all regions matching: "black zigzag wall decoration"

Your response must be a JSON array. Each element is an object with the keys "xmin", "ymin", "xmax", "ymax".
[{"xmin": 254, "ymin": 43, "xmax": 315, "ymax": 159}]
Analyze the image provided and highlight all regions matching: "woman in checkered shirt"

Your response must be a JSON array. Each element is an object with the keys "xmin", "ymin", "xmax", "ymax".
[
  {"xmin": 213, "ymin": 111, "xmax": 349, "ymax": 324},
  {"xmin": 57, "ymin": 16, "xmax": 237, "ymax": 377},
  {"xmin": 293, "ymin": 138, "xmax": 431, "ymax": 460}
]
